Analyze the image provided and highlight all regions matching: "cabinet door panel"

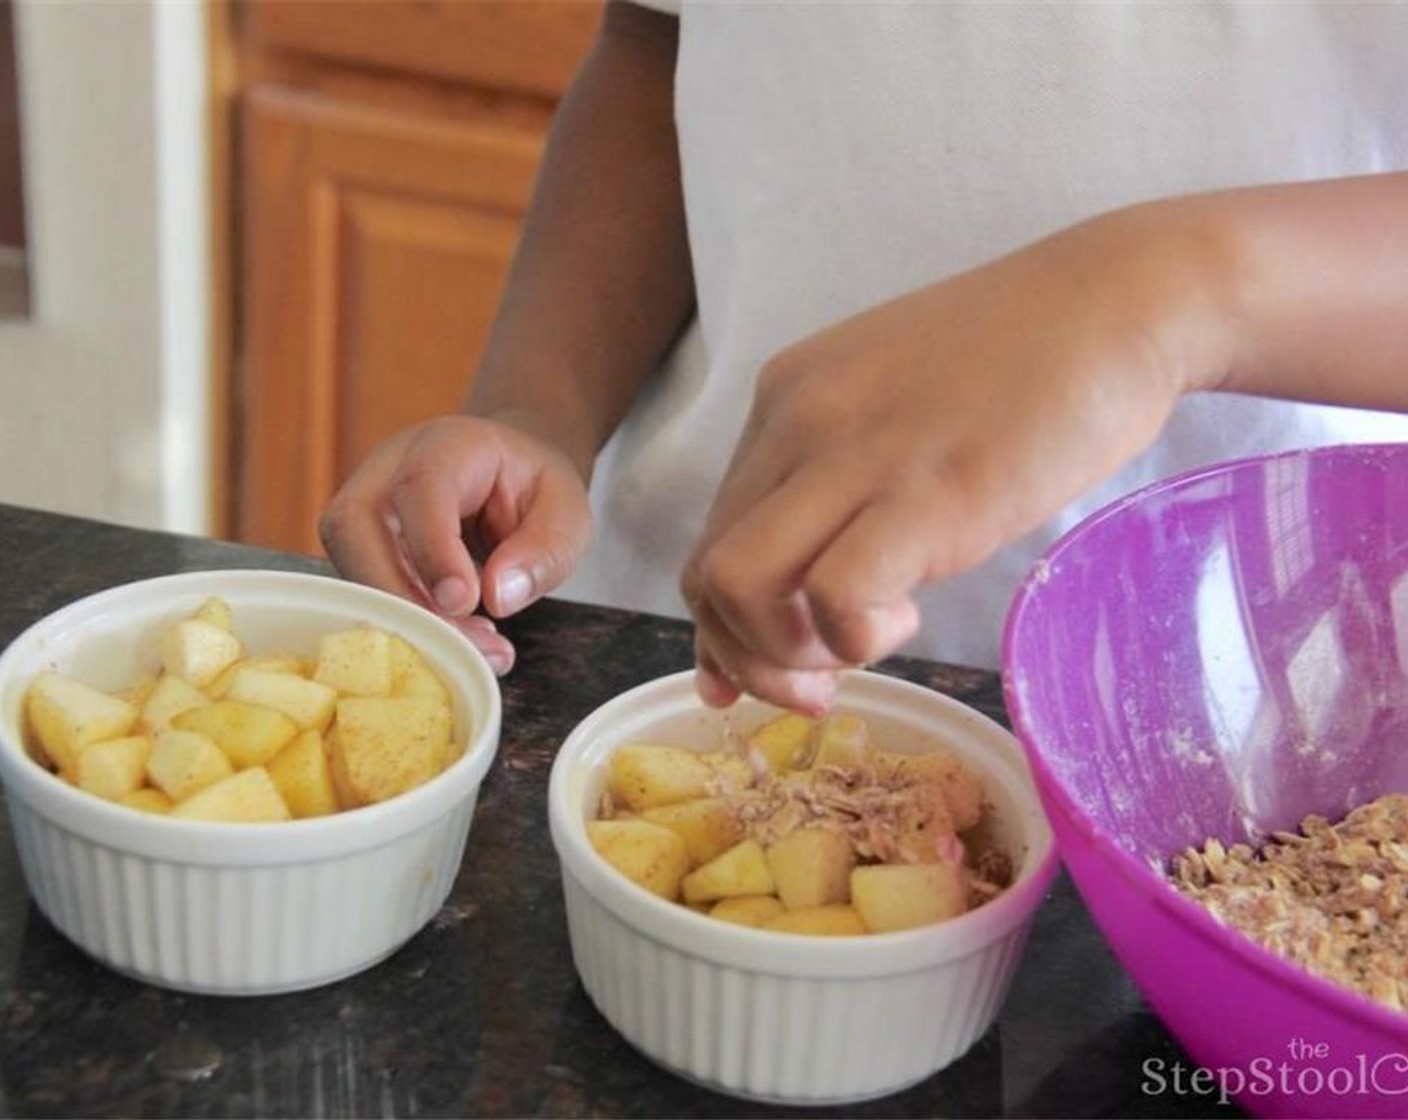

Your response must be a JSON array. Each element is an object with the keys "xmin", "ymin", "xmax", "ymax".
[
  {"xmin": 239, "ymin": 87, "xmax": 541, "ymax": 554},
  {"xmin": 248, "ymin": 1, "xmax": 600, "ymax": 100},
  {"xmin": 335, "ymin": 189, "xmax": 519, "ymax": 478}
]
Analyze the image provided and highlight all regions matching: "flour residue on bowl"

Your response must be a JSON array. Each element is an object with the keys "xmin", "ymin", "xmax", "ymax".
[{"xmin": 1168, "ymin": 727, "xmax": 1215, "ymax": 767}]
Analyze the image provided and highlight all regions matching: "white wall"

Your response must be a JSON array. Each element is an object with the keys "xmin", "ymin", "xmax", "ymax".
[{"xmin": 0, "ymin": 0, "xmax": 209, "ymax": 534}]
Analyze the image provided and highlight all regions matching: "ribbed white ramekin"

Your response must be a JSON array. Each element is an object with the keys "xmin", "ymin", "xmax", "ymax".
[
  {"xmin": 549, "ymin": 671, "xmax": 1057, "ymax": 1105},
  {"xmin": 0, "ymin": 570, "xmax": 501, "ymax": 995}
]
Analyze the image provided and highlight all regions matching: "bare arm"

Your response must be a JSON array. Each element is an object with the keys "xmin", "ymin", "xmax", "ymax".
[
  {"xmin": 1177, "ymin": 171, "xmax": 1408, "ymax": 407},
  {"xmin": 320, "ymin": 2, "xmax": 691, "ymax": 671},
  {"xmin": 469, "ymin": 0, "xmax": 695, "ymax": 478},
  {"xmin": 682, "ymin": 169, "xmax": 1408, "ymax": 711}
]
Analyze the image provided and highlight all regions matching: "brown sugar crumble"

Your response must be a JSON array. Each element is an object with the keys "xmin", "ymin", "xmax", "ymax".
[
  {"xmin": 1170, "ymin": 793, "xmax": 1408, "ymax": 1012},
  {"xmin": 711, "ymin": 760, "xmax": 1014, "ymax": 907},
  {"xmin": 596, "ymin": 719, "xmax": 1015, "ymax": 912}
]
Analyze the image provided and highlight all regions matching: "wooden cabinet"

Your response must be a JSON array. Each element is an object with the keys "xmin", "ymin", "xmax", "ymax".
[{"xmin": 227, "ymin": 1, "xmax": 599, "ymax": 554}]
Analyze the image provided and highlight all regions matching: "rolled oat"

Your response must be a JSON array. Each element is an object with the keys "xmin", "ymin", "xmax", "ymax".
[{"xmin": 1170, "ymin": 794, "xmax": 1408, "ymax": 1012}]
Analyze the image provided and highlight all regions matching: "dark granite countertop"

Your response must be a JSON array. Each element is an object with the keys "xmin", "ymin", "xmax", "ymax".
[{"xmin": 0, "ymin": 504, "xmax": 1239, "ymax": 1119}]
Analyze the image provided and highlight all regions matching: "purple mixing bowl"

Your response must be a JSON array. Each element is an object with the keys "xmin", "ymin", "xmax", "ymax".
[{"xmin": 1003, "ymin": 444, "xmax": 1408, "ymax": 1119}]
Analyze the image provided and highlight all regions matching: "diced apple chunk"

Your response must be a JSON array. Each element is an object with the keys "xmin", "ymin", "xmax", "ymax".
[
  {"xmin": 697, "ymin": 751, "xmax": 753, "ymax": 792},
  {"xmin": 609, "ymin": 744, "xmax": 715, "ymax": 812},
  {"xmin": 138, "ymin": 673, "xmax": 209, "ymax": 734},
  {"xmin": 25, "ymin": 671, "xmax": 139, "ymax": 777},
  {"xmin": 388, "ymin": 634, "xmax": 449, "ymax": 703},
  {"xmin": 207, "ymin": 656, "xmax": 306, "ymax": 700},
  {"xmin": 681, "ymin": 839, "xmax": 774, "ymax": 904},
  {"xmin": 115, "ymin": 672, "xmax": 160, "ymax": 710},
  {"xmin": 709, "ymin": 895, "xmax": 785, "ymax": 927},
  {"xmin": 266, "ymin": 729, "xmax": 338, "ymax": 818},
  {"xmin": 641, "ymin": 797, "xmax": 743, "ymax": 867},
  {"xmin": 75, "ymin": 736, "xmax": 152, "ymax": 801},
  {"xmin": 745, "ymin": 712, "xmax": 816, "ymax": 773},
  {"xmin": 171, "ymin": 700, "xmax": 298, "ymax": 768},
  {"xmin": 146, "ymin": 729, "xmax": 235, "ymax": 801},
  {"xmin": 890, "ymin": 782, "xmax": 958, "ymax": 863},
  {"xmin": 313, "ymin": 628, "xmax": 393, "ymax": 697},
  {"xmin": 194, "ymin": 596, "xmax": 233, "ymax": 631},
  {"xmin": 329, "ymin": 697, "xmax": 451, "ymax": 807},
  {"xmin": 195, "ymin": 594, "xmax": 233, "ymax": 631},
  {"xmin": 226, "ymin": 668, "xmax": 336, "ymax": 733},
  {"xmin": 169, "ymin": 767, "xmax": 292, "ymax": 823},
  {"xmin": 587, "ymin": 819, "xmax": 690, "ymax": 900},
  {"xmin": 851, "ymin": 862, "xmax": 970, "ymax": 933},
  {"xmin": 763, "ymin": 904, "xmax": 866, "ymax": 936},
  {"xmin": 161, "ymin": 618, "xmax": 243, "ymax": 689},
  {"xmin": 118, "ymin": 788, "xmax": 174, "ymax": 815},
  {"xmin": 765, "ymin": 827, "xmax": 855, "ymax": 910},
  {"xmin": 811, "ymin": 713, "xmax": 871, "ymax": 769}
]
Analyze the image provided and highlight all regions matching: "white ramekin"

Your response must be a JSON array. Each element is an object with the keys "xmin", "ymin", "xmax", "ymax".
[
  {"xmin": 0, "ymin": 570, "xmax": 501, "ymax": 995},
  {"xmin": 548, "ymin": 670, "xmax": 1057, "ymax": 1106}
]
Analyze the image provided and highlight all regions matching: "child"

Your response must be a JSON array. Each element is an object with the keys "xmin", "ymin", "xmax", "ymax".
[{"xmin": 319, "ymin": 1, "xmax": 1408, "ymax": 714}]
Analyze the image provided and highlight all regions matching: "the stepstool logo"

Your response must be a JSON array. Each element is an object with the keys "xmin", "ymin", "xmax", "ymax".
[{"xmin": 1142, "ymin": 1038, "xmax": 1408, "ymax": 1107}]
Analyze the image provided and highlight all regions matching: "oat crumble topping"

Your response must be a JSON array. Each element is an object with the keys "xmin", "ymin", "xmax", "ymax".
[
  {"xmin": 1170, "ymin": 794, "xmax": 1408, "ymax": 1012},
  {"xmin": 710, "ymin": 752, "xmax": 1014, "ymax": 907}
]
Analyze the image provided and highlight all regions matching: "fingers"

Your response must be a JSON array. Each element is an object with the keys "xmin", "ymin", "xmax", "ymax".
[
  {"xmin": 322, "ymin": 449, "xmax": 519, "ymax": 676},
  {"xmin": 691, "ymin": 462, "xmax": 936, "ymax": 668},
  {"xmin": 690, "ymin": 595, "xmax": 840, "ymax": 715},
  {"xmin": 693, "ymin": 639, "xmax": 742, "ymax": 708},
  {"xmin": 800, "ymin": 495, "xmax": 939, "ymax": 661},
  {"xmin": 688, "ymin": 474, "xmax": 954, "ymax": 705},
  {"xmin": 324, "ymin": 417, "xmax": 592, "ymax": 690},
  {"xmin": 385, "ymin": 420, "xmax": 592, "ymax": 623},
  {"xmin": 455, "ymin": 615, "xmax": 516, "ymax": 677},
  {"xmin": 320, "ymin": 441, "xmax": 430, "ymax": 607},
  {"xmin": 388, "ymin": 427, "xmax": 492, "ymax": 620},
  {"xmin": 684, "ymin": 449, "xmax": 868, "ymax": 709},
  {"xmin": 478, "ymin": 467, "xmax": 592, "ymax": 619},
  {"xmin": 687, "ymin": 468, "xmax": 857, "ymax": 671}
]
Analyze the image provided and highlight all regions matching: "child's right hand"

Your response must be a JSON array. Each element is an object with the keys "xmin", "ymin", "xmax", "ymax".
[{"xmin": 318, "ymin": 414, "xmax": 593, "ymax": 676}]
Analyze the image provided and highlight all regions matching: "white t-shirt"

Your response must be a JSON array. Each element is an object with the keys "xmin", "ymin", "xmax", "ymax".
[{"xmin": 559, "ymin": 1, "xmax": 1408, "ymax": 669}]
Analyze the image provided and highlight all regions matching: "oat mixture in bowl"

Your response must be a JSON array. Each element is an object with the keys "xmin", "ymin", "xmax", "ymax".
[
  {"xmin": 1172, "ymin": 794, "xmax": 1408, "ymax": 1013},
  {"xmin": 1003, "ymin": 445, "xmax": 1408, "ymax": 1119},
  {"xmin": 589, "ymin": 709, "xmax": 1015, "ymax": 935}
]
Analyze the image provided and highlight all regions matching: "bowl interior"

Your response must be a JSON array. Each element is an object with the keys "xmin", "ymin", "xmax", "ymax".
[
  {"xmin": 0, "ymin": 571, "xmax": 489, "ymax": 759},
  {"xmin": 0, "ymin": 570, "xmax": 501, "ymax": 860},
  {"xmin": 549, "ymin": 670, "xmax": 1058, "ymax": 969},
  {"xmin": 1005, "ymin": 443, "xmax": 1408, "ymax": 862}
]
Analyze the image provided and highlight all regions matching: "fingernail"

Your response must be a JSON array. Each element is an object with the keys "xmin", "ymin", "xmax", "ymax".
[
  {"xmin": 496, "ymin": 568, "xmax": 532, "ymax": 615},
  {"xmin": 486, "ymin": 650, "xmax": 514, "ymax": 676},
  {"xmin": 695, "ymin": 665, "xmax": 739, "ymax": 708},
  {"xmin": 433, "ymin": 577, "xmax": 471, "ymax": 617},
  {"xmin": 866, "ymin": 600, "xmax": 920, "ymax": 652},
  {"xmin": 792, "ymin": 673, "xmax": 836, "ymax": 716}
]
